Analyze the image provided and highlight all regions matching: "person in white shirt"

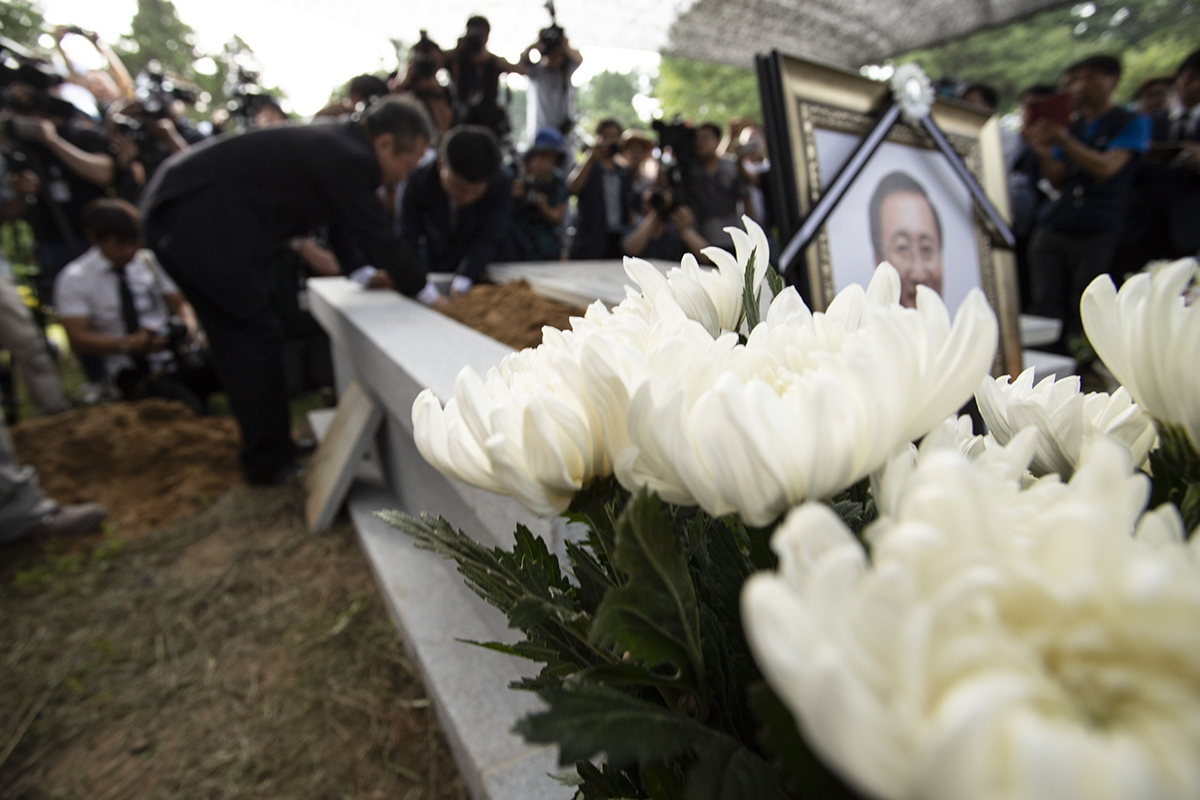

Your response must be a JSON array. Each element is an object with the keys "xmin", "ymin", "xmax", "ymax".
[
  {"xmin": 519, "ymin": 28, "xmax": 582, "ymax": 153},
  {"xmin": 54, "ymin": 199, "xmax": 219, "ymax": 415}
]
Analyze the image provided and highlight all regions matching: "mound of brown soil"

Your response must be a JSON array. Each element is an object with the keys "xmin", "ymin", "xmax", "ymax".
[
  {"xmin": 439, "ymin": 279, "xmax": 586, "ymax": 350},
  {"xmin": 11, "ymin": 399, "xmax": 242, "ymax": 539}
]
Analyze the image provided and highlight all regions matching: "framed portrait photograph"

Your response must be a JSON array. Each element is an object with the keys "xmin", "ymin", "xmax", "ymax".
[{"xmin": 762, "ymin": 54, "xmax": 1022, "ymax": 376}]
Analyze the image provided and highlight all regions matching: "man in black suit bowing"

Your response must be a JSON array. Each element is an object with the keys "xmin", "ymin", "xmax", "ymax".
[
  {"xmin": 142, "ymin": 98, "xmax": 432, "ymax": 485},
  {"xmin": 398, "ymin": 125, "xmax": 511, "ymax": 302}
]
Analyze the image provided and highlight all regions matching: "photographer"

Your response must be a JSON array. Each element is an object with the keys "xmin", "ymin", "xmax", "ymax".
[
  {"xmin": 688, "ymin": 121, "xmax": 749, "ymax": 251},
  {"xmin": 396, "ymin": 31, "xmax": 455, "ymax": 137},
  {"xmin": 622, "ymin": 187, "xmax": 709, "ymax": 262},
  {"xmin": 0, "ymin": 147, "xmax": 68, "ymax": 416},
  {"xmin": 568, "ymin": 118, "xmax": 632, "ymax": 259},
  {"xmin": 104, "ymin": 65, "xmax": 205, "ymax": 198},
  {"xmin": 54, "ymin": 199, "xmax": 219, "ymax": 415},
  {"xmin": 51, "ymin": 25, "xmax": 135, "ymax": 109},
  {"xmin": 1, "ymin": 62, "xmax": 114, "ymax": 298},
  {"xmin": 500, "ymin": 127, "xmax": 569, "ymax": 262},
  {"xmin": 519, "ymin": 21, "xmax": 581, "ymax": 146},
  {"xmin": 446, "ymin": 16, "xmax": 522, "ymax": 138}
]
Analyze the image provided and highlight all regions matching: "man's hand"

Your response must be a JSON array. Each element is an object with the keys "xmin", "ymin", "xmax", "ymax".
[
  {"xmin": 10, "ymin": 170, "xmax": 39, "ymax": 197},
  {"xmin": 670, "ymin": 205, "xmax": 695, "ymax": 233},
  {"xmin": 366, "ymin": 271, "xmax": 394, "ymax": 290},
  {"xmin": 512, "ymin": 177, "xmax": 527, "ymax": 200},
  {"xmin": 110, "ymin": 132, "xmax": 140, "ymax": 167},
  {"xmin": 1022, "ymin": 118, "xmax": 1066, "ymax": 155},
  {"xmin": 1178, "ymin": 142, "xmax": 1200, "ymax": 173},
  {"xmin": 33, "ymin": 117, "xmax": 59, "ymax": 144},
  {"xmin": 127, "ymin": 328, "xmax": 168, "ymax": 354}
]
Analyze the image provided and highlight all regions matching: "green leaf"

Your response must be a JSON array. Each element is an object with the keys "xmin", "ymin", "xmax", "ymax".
[
  {"xmin": 566, "ymin": 539, "xmax": 617, "ymax": 614},
  {"xmin": 741, "ymin": 250, "xmax": 761, "ymax": 332},
  {"xmin": 378, "ymin": 511, "xmax": 610, "ymax": 674},
  {"xmin": 590, "ymin": 491, "xmax": 706, "ymax": 698},
  {"xmin": 518, "ymin": 683, "xmax": 789, "ymax": 800},
  {"xmin": 764, "ymin": 261, "xmax": 785, "ymax": 298},
  {"xmin": 1148, "ymin": 422, "xmax": 1200, "ymax": 536},
  {"xmin": 575, "ymin": 759, "xmax": 645, "ymax": 799}
]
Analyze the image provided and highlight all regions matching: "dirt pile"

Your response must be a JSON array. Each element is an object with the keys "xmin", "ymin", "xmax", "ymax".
[
  {"xmin": 439, "ymin": 279, "xmax": 585, "ymax": 350},
  {"xmin": 11, "ymin": 399, "xmax": 242, "ymax": 539}
]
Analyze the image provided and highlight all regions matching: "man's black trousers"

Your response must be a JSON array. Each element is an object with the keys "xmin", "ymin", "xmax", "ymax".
[{"xmin": 145, "ymin": 197, "xmax": 296, "ymax": 484}]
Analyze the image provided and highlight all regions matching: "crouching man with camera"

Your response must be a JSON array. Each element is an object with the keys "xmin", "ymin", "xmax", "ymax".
[{"xmin": 54, "ymin": 199, "xmax": 219, "ymax": 415}]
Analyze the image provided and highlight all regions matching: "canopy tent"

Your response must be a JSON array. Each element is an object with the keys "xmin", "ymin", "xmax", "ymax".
[
  {"xmin": 660, "ymin": 0, "xmax": 1066, "ymax": 69},
  {"xmin": 394, "ymin": 0, "xmax": 1070, "ymax": 69}
]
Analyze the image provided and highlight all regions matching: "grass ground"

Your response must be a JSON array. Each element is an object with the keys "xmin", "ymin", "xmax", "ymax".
[{"xmin": 0, "ymin": 483, "xmax": 468, "ymax": 800}]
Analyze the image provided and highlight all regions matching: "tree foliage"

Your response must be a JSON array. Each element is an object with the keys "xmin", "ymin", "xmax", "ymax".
[
  {"xmin": 116, "ymin": 0, "xmax": 199, "ymax": 78},
  {"xmin": 576, "ymin": 69, "xmax": 643, "ymax": 132},
  {"xmin": 0, "ymin": 0, "xmax": 45, "ymax": 50},
  {"xmin": 653, "ymin": 56, "xmax": 762, "ymax": 126},
  {"xmin": 899, "ymin": 0, "xmax": 1200, "ymax": 110}
]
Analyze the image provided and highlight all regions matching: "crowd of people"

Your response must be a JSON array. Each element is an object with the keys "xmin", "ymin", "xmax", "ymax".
[
  {"xmin": 993, "ymin": 50, "xmax": 1200, "ymax": 352},
  {"xmin": 0, "ymin": 12, "xmax": 1196, "ymax": 540}
]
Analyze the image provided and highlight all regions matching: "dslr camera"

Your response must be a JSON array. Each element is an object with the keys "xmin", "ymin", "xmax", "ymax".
[
  {"xmin": 650, "ymin": 116, "xmax": 697, "ymax": 215},
  {"xmin": 135, "ymin": 62, "xmax": 197, "ymax": 119},
  {"xmin": 0, "ymin": 39, "xmax": 76, "ymax": 121},
  {"xmin": 539, "ymin": 1, "xmax": 565, "ymax": 53}
]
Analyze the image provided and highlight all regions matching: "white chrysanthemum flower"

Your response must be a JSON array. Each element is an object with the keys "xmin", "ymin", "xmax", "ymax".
[
  {"xmin": 411, "ymin": 217, "xmax": 774, "ymax": 517},
  {"xmin": 623, "ymin": 214, "xmax": 771, "ymax": 335},
  {"xmin": 616, "ymin": 263, "xmax": 999, "ymax": 526},
  {"xmin": 743, "ymin": 434, "xmax": 1200, "ymax": 800},
  {"xmin": 1081, "ymin": 259, "xmax": 1200, "ymax": 452},
  {"xmin": 976, "ymin": 367, "xmax": 1157, "ymax": 478}
]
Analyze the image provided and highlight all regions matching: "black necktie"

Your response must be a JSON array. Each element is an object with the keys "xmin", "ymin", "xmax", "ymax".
[{"xmin": 116, "ymin": 268, "xmax": 149, "ymax": 374}]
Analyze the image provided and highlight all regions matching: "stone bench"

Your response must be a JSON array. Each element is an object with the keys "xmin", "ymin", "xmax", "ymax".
[{"xmin": 307, "ymin": 277, "xmax": 575, "ymax": 800}]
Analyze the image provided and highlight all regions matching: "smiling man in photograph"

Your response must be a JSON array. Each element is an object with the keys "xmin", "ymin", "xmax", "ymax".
[
  {"xmin": 869, "ymin": 170, "xmax": 944, "ymax": 309},
  {"xmin": 141, "ymin": 96, "xmax": 432, "ymax": 485}
]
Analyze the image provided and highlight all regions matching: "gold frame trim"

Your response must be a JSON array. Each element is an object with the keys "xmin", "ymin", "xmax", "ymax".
[{"xmin": 779, "ymin": 56, "xmax": 1022, "ymax": 377}]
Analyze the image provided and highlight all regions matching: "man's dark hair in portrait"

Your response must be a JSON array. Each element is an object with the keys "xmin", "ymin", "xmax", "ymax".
[
  {"xmin": 140, "ymin": 96, "xmax": 433, "ymax": 485},
  {"xmin": 868, "ymin": 171, "xmax": 943, "ymax": 258}
]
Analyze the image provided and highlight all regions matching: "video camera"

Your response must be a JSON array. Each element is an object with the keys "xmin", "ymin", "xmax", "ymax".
[
  {"xmin": 226, "ymin": 66, "xmax": 271, "ymax": 125},
  {"xmin": 650, "ymin": 116, "xmax": 697, "ymax": 217},
  {"xmin": 0, "ymin": 37, "xmax": 77, "ymax": 121},
  {"xmin": 135, "ymin": 61, "xmax": 197, "ymax": 119},
  {"xmin": 158, "ymin": 315, "xmax": 206, "ymax": 371},
  {"xmin": 539, "ymin": 1, "xmax": 565, "ymax": 53}
]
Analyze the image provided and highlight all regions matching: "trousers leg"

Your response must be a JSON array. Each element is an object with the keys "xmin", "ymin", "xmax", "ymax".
[
  {"xmin": 180, "ymin": 290, "xmax": 295, "ymax": 483},
  {"xmin": 0, "ymin": 275, "xmax": 67, "ymax": 415},
  {"xmin": 1027, "ymin": 226, "xmax": 1068, "ymax": 322},
  {"xmin": 0, "ymin": 413, "xmax": 55, "ymax": 542}
]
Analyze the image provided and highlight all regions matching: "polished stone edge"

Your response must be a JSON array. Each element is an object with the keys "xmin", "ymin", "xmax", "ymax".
[{"xmin": 346, "ymin": 482, "xmax": 571, "ymax": 800}]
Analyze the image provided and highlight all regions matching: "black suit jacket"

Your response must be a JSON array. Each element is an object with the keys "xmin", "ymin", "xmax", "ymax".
[
  {"xmin": 141, "ymin": 121, "xmax": 424, "ymax": 316},
  {"xmin": 398, "ymin": 160, "xmax": 512, "ymax": 282}
]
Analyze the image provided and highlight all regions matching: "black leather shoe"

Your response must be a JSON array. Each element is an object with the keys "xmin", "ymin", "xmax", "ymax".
[{"xmin": 246, "ymin": 461, "xmax": 305, "ymax": 487}]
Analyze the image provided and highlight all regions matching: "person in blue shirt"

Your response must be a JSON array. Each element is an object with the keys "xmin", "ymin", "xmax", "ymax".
[
  {"xmin": 1023, "ymin": 54, "xmax": 1150, "ymax": 351},
  {"xmin": 500, "ymin": 128, "xmax": 570, "ymax": 262}
]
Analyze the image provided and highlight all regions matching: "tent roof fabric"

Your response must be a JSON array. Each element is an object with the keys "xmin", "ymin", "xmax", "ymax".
[{"xmin": 660, "ymin": 0, "xmax": 1062, "ymax": 68}]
